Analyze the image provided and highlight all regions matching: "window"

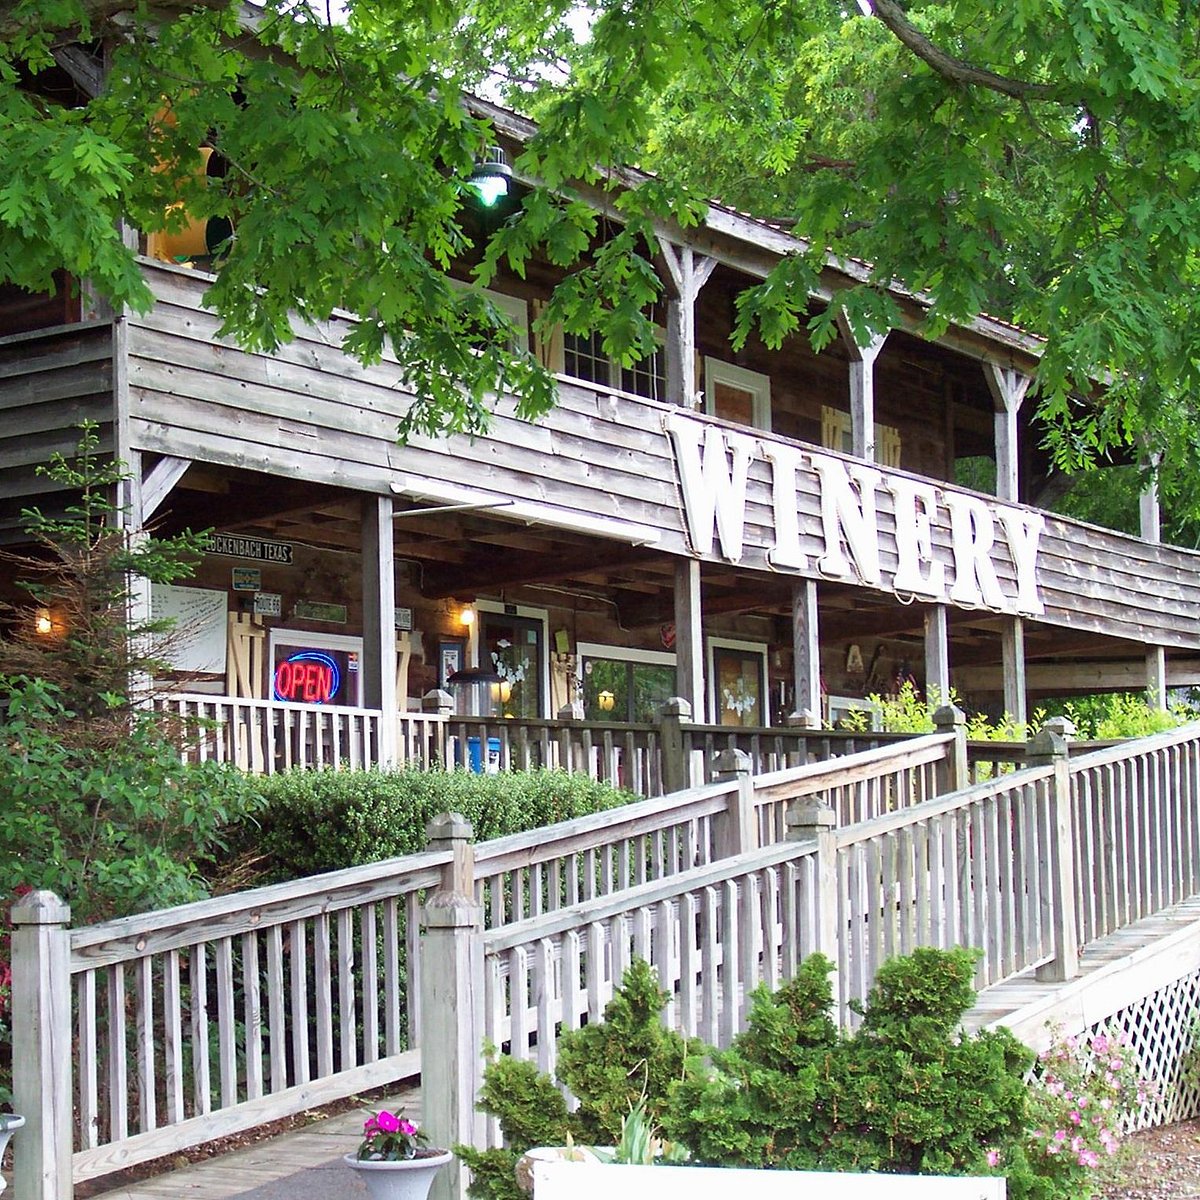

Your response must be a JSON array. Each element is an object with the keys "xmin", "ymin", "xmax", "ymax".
[
  {"xmin": 821, "ymin": 405, "xmax": 902, "ymax": 468},
  {"xmin": 577, "ymin": 643, "xmax": 676, "ymax": 723},
  {"xmin": 707, "ymin": 638, "xmax": 769, "ymax": 727},
  {"xmin": 448, "ymin": 280, "xmax": 530, "ymax": 353},
  {"xmin": 704, "ymin": 358, "xmax": 771, "ymax": 431},
  {"xmin": 561, "ymin": 330, "xmax": 667, "ymax": 402}
]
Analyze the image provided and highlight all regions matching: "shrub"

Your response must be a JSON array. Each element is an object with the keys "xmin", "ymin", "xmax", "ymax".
[
  {"xmin": 666, "ymin": 948, "xmax": 1031, "ymax": 1177},
  {"xmin": 458, "ymin": 960, "xmax": 701, "ymax": 1200},
  {"xmin": 230, "ymin": 767, "xmax": 638, "ymax": 883}
]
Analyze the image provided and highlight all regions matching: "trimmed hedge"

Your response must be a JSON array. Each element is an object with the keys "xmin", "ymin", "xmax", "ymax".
[{"xmin": 229, "ymin": 767, "xmax": 638, "ymax": 883}]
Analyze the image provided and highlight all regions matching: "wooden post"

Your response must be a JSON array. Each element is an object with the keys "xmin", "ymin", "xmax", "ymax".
[
  {"xmin": 12, "ymin": 891, "xmax": 73, "ymax": 1200},
  {"xmin": 673, "ymin": 559, "xmax": 704, "ymax": 718},
  {"xmin": 657, "ymin": 697, "xmax": 693, "ymax": 796},
  {"xmin": 837, "ymin": 311, "xmax": 887, "ymax": 462},
  {"xmin": 1027, "ymin": 719, "xmax": 1080, "ymax": 982},
  {"xmin": 658, "ymin": 239, "xmax": 716, "ymax": 409},
  {"xmin": 985, "ymin": 365, "xmax": 1031, "ymax": 502},
  {"xmin": 932, "ymin": 704, "xmax": 968, "ymax": 794},
  {"xmin": 790, "ymin": 579, "xmax": 821, "ymax": 728},
  {"xmin": 924, "ymin": 604, "xmax": 950, "ymax": 703},
  {"xmin": 712, "ymin": 748, "xmax": 757, "ymax": 858},
  {"xmin": 362, "ymin": 494, "xmax": 398, "ymax": 765},
  {"xmin": 785, "ymin": 799, "xmax": 838, "ymax": 965},
  {"xmin": 1139, "ymin": 460, "xmax": 1168, "ymax": 711},
  {"xmin": 1000, "ymin": 617, "xmax": 1027, "ymax": 727},
  {"xmin": 421, "ymin": 814, "xmax": 484, "ymax": 1200}
]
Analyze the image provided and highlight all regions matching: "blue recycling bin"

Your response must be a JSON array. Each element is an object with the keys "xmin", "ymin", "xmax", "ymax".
[{"xmin": 466, "ymin": 736, "xmax": 502, "ymax": 773}]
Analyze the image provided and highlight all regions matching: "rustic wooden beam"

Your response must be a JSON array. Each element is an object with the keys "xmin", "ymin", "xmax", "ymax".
[
  {"xmin": 141, "ymin": 454, "xmax": 190, "ymax": 521},
  {"xmin": 361, "ymin": 495, "xmax": 397, "ymax": 762},
  {"xmin": 837, "ymin": 310, "xmax": 887, "ymax": 462},
  {"xmin": 984, "ymin": 364, "xmax": 1031, "ymax": 502},
  {"xmin": 1000, "ymin": 616, "xmax": 1027, "ymax": 725},
  {"xmin": 419, "ymin": 546, "xmax": 658, "ymax": 599},
  {"xmin": 925, "ymin": 604, "xmax": 950, "ymax": 701},
  {"xmin": 954, "ymin": 658, "xmax": 1200, "ymax": 694},
  {"xmin": 659, "ymin": 238, "xmax": 717, "ymax": 410},
  {"xmin": 674, "ymin": 558, "xmax": 704, "ymax": 715},
  {"xmin": 792, "ymin": 579, "xmax": 821, "ymax": 726}
]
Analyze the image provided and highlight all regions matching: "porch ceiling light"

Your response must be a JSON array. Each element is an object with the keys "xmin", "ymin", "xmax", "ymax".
[
  {"xmin": 459, "ymin": 605, "xmax": 476, "ymax": 627},
  {"xmin": 466, "ymin": 147, "xmax": 512, "ymax": 208}
]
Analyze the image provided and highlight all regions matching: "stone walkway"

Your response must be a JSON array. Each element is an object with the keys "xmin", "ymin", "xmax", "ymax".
[{"xmin": 91, "ymin": 1084, "xmax": 421, "ymax": 1200}]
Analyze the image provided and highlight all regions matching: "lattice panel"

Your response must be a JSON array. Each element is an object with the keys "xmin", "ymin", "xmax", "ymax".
[{"xmin": 1086, "ymin": 966, "xmax": 1200, "ymax": 1130}]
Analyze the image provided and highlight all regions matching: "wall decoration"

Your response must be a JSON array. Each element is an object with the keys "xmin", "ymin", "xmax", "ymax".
[
  {"xmin": 253, "ymin": 592, "xmax": 282, "ymax": 617},
  {"xmin": 232, "ymin": 567, "xmax": 261, "ymax": 592},
  {"xmin": 439, "ymin": 639, "xmax": 464, "ymax": 688},
  {"xmin": 208, "ymin": 533, "xmax": 294, "ymax": 564},
  {"xmin": 293, "ymin": 600, "xmax": 348, "ymax": 624},
  {"xmin": 150, "ymin": 583, "xmax": 226, "ymax": 673},
  {"xmin": 396, "ymin": 607, "xmax": 414, "ymax": 631}
]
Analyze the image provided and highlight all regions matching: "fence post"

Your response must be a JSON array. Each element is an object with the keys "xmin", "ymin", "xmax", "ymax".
[
  {"xmin": 1027, "ymin": 719, "xmax": 1080, "ymax": 982},
  {"xmin": 423, "ymin": 688, "xmax": 454, "ymax": 768},
  {"xmin": 712, "ymin": 748, "xmax": 757, "ymax": 858},
  {"xmin": 421, "ymin": 814, "xmax": 484, "ymax": 1200},
  {"xmin": 12, "ymin": 890, "xmax": 72, "ymax": 1200},
  {"xmin": 657, "ymin": 697, "xmax": 692, "ymax": 796},
  {"xmin": 933, "ymin": 703, "xmax": 968, "ymax": 793},
  {"xmin": 785, "ymin": 800, "xmax": 838, "ymax": 966}
]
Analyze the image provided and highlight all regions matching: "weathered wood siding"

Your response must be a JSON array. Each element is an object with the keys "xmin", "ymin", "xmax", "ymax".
[
  {"xmin": 121, "ymin": 262, "xmax": 1200, "ymax": 650},
  {"xmin": 0, "ymin": 322, "xmax": 114, "ymax": 541}
]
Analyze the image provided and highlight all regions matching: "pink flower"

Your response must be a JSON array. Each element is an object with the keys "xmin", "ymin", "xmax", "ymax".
[
  {"xmin": 1069, "ymin": 1110, "xmax": 1081, "ymax": 1125},
  {"xmin": 376, "ymin": 1111, "xmax": 402, "ymax": 1134},
  {"xmin": 398, "ymin": 1119, "xmax": 418, "ymax": 1137},
  {"xmin": 363, "ymin": 1117, "xmax": 379, "ymax": 1136},
  {"xmin": 985, "ymin": 1149, "xmax": 1001, "ymax": 1168},
  {"xmin": 1078, "ymin": 1149, "xmax": 1100, "ymax": 1168}
]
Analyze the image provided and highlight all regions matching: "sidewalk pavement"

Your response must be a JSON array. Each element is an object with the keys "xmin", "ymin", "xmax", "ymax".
[{"xmin": 91, "ymin": 1084, "xmax": 420, "ymax": 1200}]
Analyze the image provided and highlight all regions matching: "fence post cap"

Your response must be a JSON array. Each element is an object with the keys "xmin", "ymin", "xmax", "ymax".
[
  {"xmin": 932, "ymin": 703, "xmax": 966, "ymax": 730},
  {"xmin": 658, "ymin": 696, "xmax": 692, "ymax": 721},
  {"xmin": 11, "ymin": 889, "xmax": 70, "ymax": 925},
  {"xmin": 421, "ymin": 688, "xmax": 454, "ymax": 714},
  {"xmin": 425, "ymin": 812, "xmax": 475, "ymax": 844},
  {"xmin": 786, "ymin": 710, "xmax": 822, "ymax": 729},
  {"xmin": 712, "ymin": 747, "xmax": 752, "ymax": 777},
  {"xmin": 785, "ymin": 799, "xmax": 837, "ymax": 833},
  {"xmin": 1027, "ymin": 725, "xmax": 1070, "ymax": 761},
  {"xmin": 1039, "ymin": 715, "xmax": 1077, "ymax": 740}
]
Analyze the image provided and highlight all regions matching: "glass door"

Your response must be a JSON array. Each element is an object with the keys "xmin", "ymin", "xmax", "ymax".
[
  {"xmin": 480, "ymin": 612, "xmax": 544, "ymax": 719},
  {"xmin": 711, "ymin": 642, "xmax": 767, "ymax": 727}
]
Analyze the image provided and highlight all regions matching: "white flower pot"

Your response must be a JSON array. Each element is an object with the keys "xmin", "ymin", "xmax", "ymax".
[
  {"xmin": 0, "ymin": 1115, "xmax": 25, "ymax": 1197},
  {"xmin": 343, "ymin": 1149, "xmax": 452, "ymax": 1200}
]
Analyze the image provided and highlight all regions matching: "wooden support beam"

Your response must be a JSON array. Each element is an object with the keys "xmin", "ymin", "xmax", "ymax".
[
  {"xmin": 361, "ymin": 494, "xmax": 397, "ymax": 764},
  {"xmin": 659, "ymin": 239, "xmax": 717, "ymax": 410},
  {"xmin": 791, "ymin": 580, "xmax": 820, "ymax": 726},
  {"xmin": 1147, "ymin": 647, "xmax": 1167, "ymax": 710},
  {"xmin": 674, "ymin": 558, "xmax": 704, "ymax": 715},
  {"xmin": 1140, "ymin": 452, "xmax": 1162, "ymax": 545},
  {"xmin": 1000, "ymin": 616, "xmax": 1027, "ymax": 726},
  {"xmin": 984, "ymin": 364, "xmax": 1031, "ymax": 502},
  {"xmin": 836, "ymin": 310, "xmax": 887, "ymax": 462},
  {"xmin": 954, "ymin": 657, "xmax": 1200, "ymax": 693},
  {"xmin": 924, "ymin": 604, "xmax": 950, "ymax": 702},
  {"xmin": 419, "ymin": 547, "xmax": 658, "ymax": 600},
  {"xmin": 141, "ymin": 455, "xmax": 191, "ymax": 521}
]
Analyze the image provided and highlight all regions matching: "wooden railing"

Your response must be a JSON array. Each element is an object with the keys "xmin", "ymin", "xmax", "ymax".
[
  {"xmin": 11, "ymin": 732, "xmax": 955, "ymax": 1195},
  {"xmin": 465, "ymin": 721, "xmax": 1200, "ymax": 1137}
]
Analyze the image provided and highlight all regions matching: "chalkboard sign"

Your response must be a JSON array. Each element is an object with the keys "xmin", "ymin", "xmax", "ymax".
[{"xmin": 151, "ymin": 584, "xmax": 227, "ymax": 674}]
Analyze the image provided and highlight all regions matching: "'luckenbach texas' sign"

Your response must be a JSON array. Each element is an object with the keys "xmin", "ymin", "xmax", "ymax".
[{"xmin": 666, "ymin": 412, "xmax": 1044, "ymax": 617}]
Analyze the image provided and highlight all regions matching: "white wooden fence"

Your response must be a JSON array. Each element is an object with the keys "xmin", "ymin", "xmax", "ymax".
[
  {"xmin": 10, "ymin": 731, "xmax": 958, "ymax": 1198},
  {"xmin": 156, "ymin": 691, "xmax": 939, "ymax": 795}
]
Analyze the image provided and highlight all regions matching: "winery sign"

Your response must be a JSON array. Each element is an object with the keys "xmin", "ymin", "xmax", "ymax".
[{"xmin": 666, "ymin": 412, "xmax": 1044, "ymax": 617}]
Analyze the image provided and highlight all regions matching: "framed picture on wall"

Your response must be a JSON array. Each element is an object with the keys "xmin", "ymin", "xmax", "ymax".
[{"xmin": 439, "ymin": 638, "xmax": 465, "ymax": 688}]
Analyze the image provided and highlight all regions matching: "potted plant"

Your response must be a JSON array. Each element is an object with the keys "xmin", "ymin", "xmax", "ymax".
[{"xmin": 343, "ymin": 1110, "xmax": 452, "ymax": 1200}]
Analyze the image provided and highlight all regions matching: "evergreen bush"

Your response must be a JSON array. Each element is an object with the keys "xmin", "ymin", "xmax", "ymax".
[{"xmin": 230, "ymin": 767, "xmax": 638, "ymax": 883}]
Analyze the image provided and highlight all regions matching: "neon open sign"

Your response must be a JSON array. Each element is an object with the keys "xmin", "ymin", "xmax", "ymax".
[{"xmin": 274, "ymin": 650, "xmax": 341, "ymax": 704}]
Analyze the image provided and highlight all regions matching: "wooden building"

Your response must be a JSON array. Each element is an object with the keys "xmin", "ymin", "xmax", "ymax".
[{"xmin": 2, "ymin": 94, "xmax": 1198, "ymax": 762}]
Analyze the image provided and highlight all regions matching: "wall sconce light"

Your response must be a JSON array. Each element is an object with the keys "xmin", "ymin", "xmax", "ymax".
[
  {"xmin": 597, "ymin": 690, "xmax": 615, "ymax": 713},
  {"xmin": 499, "ymin": 679, "xmax": 513, "ymax": 704},
  {"xmin": 34, "ymin": 608, "xmax": 54, "ymax": 637},
  {"xmin": 459, "ymin": 605, "xmax": 476, "ymax": 628},
  {"xmin": 466, "ymin": 147, "xmax": 512, "ymax": 208}
]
